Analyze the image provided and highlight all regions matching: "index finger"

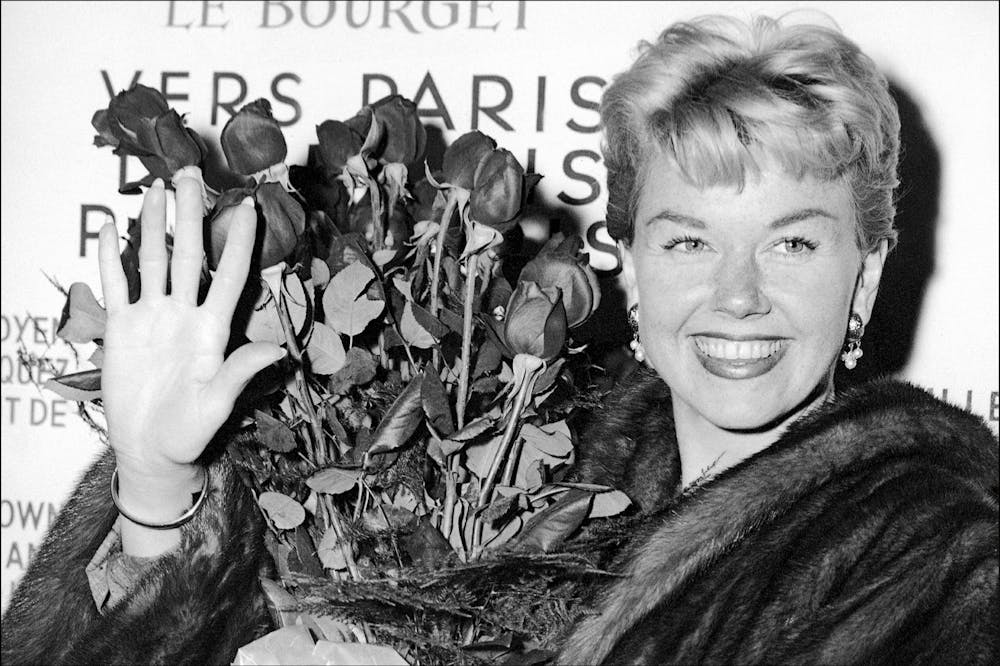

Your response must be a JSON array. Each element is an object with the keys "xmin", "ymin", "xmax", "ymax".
[{"xmin": 202, "ymin": 198, "xmax": 257, "ymax": 324}]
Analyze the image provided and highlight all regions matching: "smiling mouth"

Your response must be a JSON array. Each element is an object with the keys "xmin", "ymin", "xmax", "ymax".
[
  {"xmin": 694, "ymin": 337, "xmax": 785, "ymax": 360},
  {"xmin": 692, "ymin": 336, "xmax": 787, "ymax": 379}
]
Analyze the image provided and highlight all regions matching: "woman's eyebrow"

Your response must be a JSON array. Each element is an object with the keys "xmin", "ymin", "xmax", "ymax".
[
  {"xmin": 643, "ymin": 208, "xmax": 707, "ymax": 229},
  {"xmin": 643, "ymin": 207, "xmax": 836, "ymax": 229},
  {"xmin": 770, "ymin": 208, "xmax": 837, "ymax": 228}
]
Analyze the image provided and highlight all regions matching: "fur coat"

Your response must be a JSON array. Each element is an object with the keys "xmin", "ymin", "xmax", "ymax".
[
  {"xmin": 0, "ymin": 450, "xmax": 273, "ymax": 665},
  {"xmin": 561, "ymin": 368, "xmax": 999, "ymax": 664},
  {"xmin": 2, "ymin": 371, "xmax": 996, "ymax": 665}
]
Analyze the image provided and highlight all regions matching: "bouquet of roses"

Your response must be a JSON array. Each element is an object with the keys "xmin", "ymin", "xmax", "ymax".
[{"xmin": 46, "ymin": 84, "xmax": 630, "ymax": 664}]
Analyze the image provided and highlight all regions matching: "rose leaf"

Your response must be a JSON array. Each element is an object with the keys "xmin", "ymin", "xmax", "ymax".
[
  {"xmin": 258, "ymin": 491, "xmax": 306, "ymax": 530},
  {"xmin": 306, "ymin": 322, "xmax": 346, "ymax": 374}
]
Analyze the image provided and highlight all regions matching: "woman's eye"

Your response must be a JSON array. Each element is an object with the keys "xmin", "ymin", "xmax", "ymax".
[
  {"xmin": 664, "ymin": 236, "xmax": 706, "ymax": 252},
  {"xmin": 778, "ymin": 237, "xmax": 816, "ymax": 254}
]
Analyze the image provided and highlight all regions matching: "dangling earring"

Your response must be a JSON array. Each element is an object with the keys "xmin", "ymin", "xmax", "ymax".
[
  {"xmin": 628, "ymin": 303, "xmax": 646, "ymax": 362},
  {"xmin": 841, "ymin": 312, "xmax": 865, "ymax": 370}
]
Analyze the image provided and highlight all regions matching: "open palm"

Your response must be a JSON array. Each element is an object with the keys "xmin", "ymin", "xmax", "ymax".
[{"xmin": 99, "ymin": 176, "xmax": 284, "ymax": 479}]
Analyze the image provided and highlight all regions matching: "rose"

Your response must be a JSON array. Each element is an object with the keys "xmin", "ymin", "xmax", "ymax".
[
  {"xmin": 469, "ymin": 149, "xmax": 526, "ymax": 231},
  {"xmin": 369, "ymin": 95, "xmax": 426, "ymax": 165},
  {"xmin": 92, "ymin": 84, "xmax": 206, "ymax": 182},
  {"xmin": 442, "ymin": 131, "xmax": 496, "ymax": 189},
  {"xmin": 518, "ymin": 236, "xmax": 601, "ymax": 328},
  {"xmin": 316, "ymin": 118, "xmax": 367, "ymax": 180},
  {"xmin": 208, "ymin": 183, "xmax": 304, "ymax": 270},
  {"xmin": 503, "ymin": 281, "xmax": 567, "ymax": 362},
  {"xmin": 221, "ymin": 99, "xmax": 288, "ymax": 175}
]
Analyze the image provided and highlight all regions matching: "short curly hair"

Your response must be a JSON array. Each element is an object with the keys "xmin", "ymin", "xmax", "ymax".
[{"xmin": 602, "ymin": 14, "xmax": 900, "ymax": 254}]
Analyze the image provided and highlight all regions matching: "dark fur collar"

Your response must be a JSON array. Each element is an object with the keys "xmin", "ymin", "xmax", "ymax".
[{"xmin": 560, "ymin": 368, "xmax": 998, "ymax": 664}]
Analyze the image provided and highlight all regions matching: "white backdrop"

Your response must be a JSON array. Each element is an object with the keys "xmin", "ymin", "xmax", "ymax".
[{"xmin": 2, "ymin": 0, "xmax": 998, "ymax": 610}]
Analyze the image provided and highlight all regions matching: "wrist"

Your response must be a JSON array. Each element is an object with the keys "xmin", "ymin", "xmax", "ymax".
[{"xmin": 115, "ymin": 461, "xmax": 204, "ymax": 520}]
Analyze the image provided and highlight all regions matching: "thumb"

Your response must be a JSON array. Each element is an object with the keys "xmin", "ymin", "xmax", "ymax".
[{"xmin": 210, "ymin": 342, "xmax": 286, "ymax": 405}]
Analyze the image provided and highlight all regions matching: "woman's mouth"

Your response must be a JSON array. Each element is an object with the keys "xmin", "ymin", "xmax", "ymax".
[{"xmin": 692, "ymin": 336, "xmax": 787, "ymax": 379}]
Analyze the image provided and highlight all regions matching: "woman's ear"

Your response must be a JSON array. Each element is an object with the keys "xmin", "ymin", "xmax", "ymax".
[
  {"xmin": 619, "ymin": 241, "xmax": 639, "ymax": 306},
  {"xmin": 852, "ymin": 239, "xmax": 889, "ymax": 323}
]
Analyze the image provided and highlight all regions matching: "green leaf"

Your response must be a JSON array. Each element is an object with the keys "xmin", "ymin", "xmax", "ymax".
[
  {"xmin": 258, "ymin": 492, "xmax": 305, "ymax": 530},
  {"xmin": 254, "ymin": 410, "xmax": 297, "ymax": 452},
  {"xmin": 507, "ymin": 488, "xmax": 592, "ymax": 553},
  {"xmin": 402, "ymin": 516, "xmax": 453, "ymax": 567},
  {"xmin": 420, "ymin": 367, "xmax": 454, "ymax": 436},
  {"xmin": 439, "ymin": 415, "xmax": 495, "ymax": 456},
  {"xmin": 306, "ymin": 467, "xmax": 361, "ymax": 495},
  {"xmin": 322, "ymin": 261, "xmax": 384, "ymax": 336},
  {"xmin": 56, "ymin": 282, "xmax": 107, "ymax": 343},
  {"xmin": 364, "ymin": 374, "xmax": 424, "ymax": 468},
  {"xmin": 409, "ymin": 300, "xmax": 450, "ymax": 339},
  {"xmin": 305, "ymin": 322, "xmax": 346, "ymax": 374},
  {"xmin": 399, "ymin": 301, "xmax": 437, "ymax": 349},
  {"xmin": 328, "ymin": 347, "xmax": 377, "ymax": 394},
  {"xmin": 519, "ymin": 421, "xmax": 573, "ymax": 464},
  {"xmin": 43, "ymin": 369, "xmax": 102, "ymax": 402},
  {"xmin": 245, "ymin": 272, "xmax": 311, "ymax": 345}
]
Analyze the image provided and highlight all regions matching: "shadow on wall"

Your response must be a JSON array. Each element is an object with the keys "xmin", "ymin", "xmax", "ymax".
[{"xmin": 842, "ymin": 81, "xmax": 941, "ymax": 386}]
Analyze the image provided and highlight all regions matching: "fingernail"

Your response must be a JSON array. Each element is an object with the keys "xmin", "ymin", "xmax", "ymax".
[
  {"xmin": 240, "ymin": 196, "xmax": 255, "ymax": 207},
  {"xmin": 151, "ymin": 178, "xmax": 164, "ymax": 190}
]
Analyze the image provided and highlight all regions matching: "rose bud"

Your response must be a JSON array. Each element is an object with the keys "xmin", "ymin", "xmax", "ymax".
[
  {"xmin": 503, "ymin": 281, "xmax": 568, "ymax": 362},
  {"xmin": 470, "ymin": 149, "xmax": 525, "ymax": 231},
  {"xmin": 255, "ymin": 182, "xmax": 306, "ymax": 268},
  {"xmin": 369, "ymin": 94, "xmax": 427, "ymax": 165},
  {"xmin": 207, "ymin": 183, "xmax": 304, "ymax": 270},
  {"xmin": 316, "ymin": 119, "xmax": 365, "ymax": 180},
  {"xmin": 442, "ymin": 131, "xmax": 496, "ymax": 190},
  {"xmin": 518, "ymin": 236, "xmax": 601, "ymax": 328},
  {"xmin": 149, "ymin": 110, "xmax": 207, "ymax": 176},
  {"xmin": 221, "ymin": 99, "xmax": 288, "ymax": 175},
  {"xmin": 95, "ymin": 85, "xmax": 207, "ymax": 183},
  {"xmin": 104, "ymin": 84, "xmax": 170, "ymax": 153}
]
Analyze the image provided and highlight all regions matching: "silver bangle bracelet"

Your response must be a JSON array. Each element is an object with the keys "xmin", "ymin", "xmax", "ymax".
[{"xmin": 110, "ymin": 466, "xmax": 209, "ymax": 530}]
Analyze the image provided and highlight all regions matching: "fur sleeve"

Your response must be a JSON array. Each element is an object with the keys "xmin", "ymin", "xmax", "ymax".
[{"xmin": 1, "ymin": 447, "xmax": 273, "ymax": 665}]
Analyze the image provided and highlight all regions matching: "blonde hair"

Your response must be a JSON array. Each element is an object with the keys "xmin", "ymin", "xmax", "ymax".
[{"xmin": 602, "ymin": 15, "xmax": 900, "ymax": 253}]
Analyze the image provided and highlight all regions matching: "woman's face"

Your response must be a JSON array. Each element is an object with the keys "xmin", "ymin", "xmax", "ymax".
[{"xmin": 624, "ymin": 152, "xmax": 886, "ymax": 432}]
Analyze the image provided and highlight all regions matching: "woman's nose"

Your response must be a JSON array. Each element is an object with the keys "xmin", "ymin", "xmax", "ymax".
[{"xmin": 712, "ymin": 252, "xmax": 771, "ymax": 318}]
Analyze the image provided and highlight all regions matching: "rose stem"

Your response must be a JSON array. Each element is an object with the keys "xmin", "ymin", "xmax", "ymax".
[
  {"xmin": 276, "ymin": 287, "xmax": 328, "ymax": 465},
  {"xmin": 455, "ymin": 251, "xmax": 479, "ymax": 430},
  {"xmin": 322, "ymin": 496, "xmax": 374, "ymax": 643},
  {"xmin": 470, "ymin": 364, "xmax": 538, "ymax": 559},
  {"xmin": 429, "ymin": 193, "xmax": 458, "ymax": 370},
  {"xmin": 500, "ymin": 434, "xmax": 524, "ymax": 488},
  {"xmin": 367, "ymin": 174, "xmax": 385, "ymax": 252}
]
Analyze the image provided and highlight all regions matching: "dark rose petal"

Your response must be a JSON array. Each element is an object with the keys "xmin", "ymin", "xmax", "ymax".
[
  {"xmin": 316, "ymin": 119, "xmax": 364, "ymax": 177},
  {"xmin": 370, "ymin": 94, "xmax": 426, "ymax": 165},
  {"xmin": 221, "ymin": 99, "xmax": 288, "ymax": 175},
  {"xmin": 442, "ymin": 131, "xmax": 496, "ymax": 189},
  {"xmin": 155, "ymin": 110, "xmax": 204, "ymax": 174},
  {"xmin": 470, "ymin": 149, "xmax": 524, "ymax": 230},
  {"xmin": 504, "ymin": 281, "xmax": 567, "ymax": 361}
]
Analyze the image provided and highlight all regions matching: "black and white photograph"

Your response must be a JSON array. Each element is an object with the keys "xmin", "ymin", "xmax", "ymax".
[{"xmin": 1, "ymin": 1, "xmax": 997, "ymax": 663}]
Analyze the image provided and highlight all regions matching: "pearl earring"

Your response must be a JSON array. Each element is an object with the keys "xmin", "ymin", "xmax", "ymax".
[
  {"xmin": 841, "ymin": 312, "xmax": 865, "ymax": 370},
  {"xmin": 628, "ymin": 303, "xmax": 645, "ymax": 362}
]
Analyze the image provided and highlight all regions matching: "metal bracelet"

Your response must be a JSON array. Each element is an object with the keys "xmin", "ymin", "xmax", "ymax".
[{"xmin": 110, "ymin": 466, "xmax": 209, "ymax": 530}]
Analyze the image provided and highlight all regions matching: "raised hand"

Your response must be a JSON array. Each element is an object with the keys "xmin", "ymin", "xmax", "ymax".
[{"xmin": 98, "ymin": 175, "xmax": 284, "ymax": 551}]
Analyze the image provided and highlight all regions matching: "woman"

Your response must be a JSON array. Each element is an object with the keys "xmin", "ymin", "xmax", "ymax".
[
  {"xmin": 2, "ymin": 13, "xmax": 996, "ymax": 665},
  {"xmin": 562, "ymin": 15, "xmax": 998, "ymax": 664}
]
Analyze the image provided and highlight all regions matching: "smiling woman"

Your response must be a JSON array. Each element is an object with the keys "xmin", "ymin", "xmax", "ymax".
[
  {"xmin": 563, "ymin": 13, "xmax": 997, "ymax": 664},
  {"xmin": 628, "ymin": 162, "xmax": 885, "ymax": 483}
]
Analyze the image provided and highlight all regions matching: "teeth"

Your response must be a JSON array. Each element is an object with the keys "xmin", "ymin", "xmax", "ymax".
[{"xmin": 695, "ymin": 337, "xmax": 783, "ymax": 360}]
